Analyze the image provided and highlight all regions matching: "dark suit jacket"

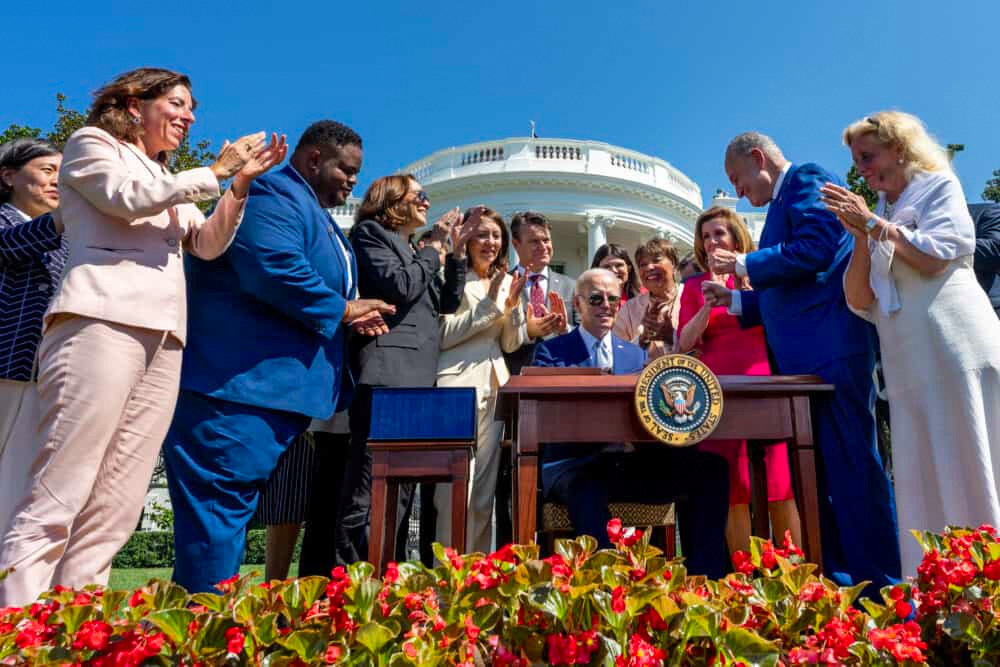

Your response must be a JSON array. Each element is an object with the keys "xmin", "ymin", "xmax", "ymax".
[
  {"xmin": 181, "ymin": 164, "xmax": 356, "ymax": 420},
  {"xmin": 971, "ymin": 202, "xmax": 1000, "ymax": 317},
  {"xmin": 349, "ymin": 219, "xmax": 465, "ymax": 387},
  {"xmin": 738, "ymin": 163, "xmax": 875, "ymax": 373},
  {"xmin": 532, "ymin": 328, "xmax": 646, "ymax": 484},
  {"xmin": 503, "ymin": 267, "xmax": 578, "ymax": 375}
]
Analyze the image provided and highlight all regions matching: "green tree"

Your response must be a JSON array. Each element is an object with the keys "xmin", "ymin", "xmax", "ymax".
[
  {"xmin": 0, "ymin": 124, "xmax": 43, "ymax": 145},
  {"xmin": 846, "ymin": 165, "xmax": 878, "ymax": 210},
  {"xmin": 984, "ymin": 169, "xmax": 1000, "ymax": 203},
  {"xmin": 45, "ymin": 93, "xmax": 87, "ymax": 149}
]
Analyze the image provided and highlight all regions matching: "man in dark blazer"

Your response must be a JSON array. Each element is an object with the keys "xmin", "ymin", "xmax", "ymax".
[
  {"xmin": 334, "ymin": 189, "xmax": 468, "ymax": 565},
  {"xmin": 971, "ymin": 202, "xmax": 1000, "ymax": 317},
  {"xmin": 704, "ymin": 131, "xmax": 901, "ymax": 595},
  {"xmin": 532, "ymin": 268, "xmax": 729, "ymax": 578},
  {"xmin": 163, "ymin": 121, "xmax": 392, "ymax": 593}
]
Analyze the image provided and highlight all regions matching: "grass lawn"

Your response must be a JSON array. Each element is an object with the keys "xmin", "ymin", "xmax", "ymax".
[{"xmin": 108, "ymin": 563, "xmax": 299, "ymax": 591}]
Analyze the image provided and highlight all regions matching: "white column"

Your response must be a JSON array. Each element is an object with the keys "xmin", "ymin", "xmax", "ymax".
[{"xmin": 586, "ymin": 214, "xmax": 608, "ymax": 264}]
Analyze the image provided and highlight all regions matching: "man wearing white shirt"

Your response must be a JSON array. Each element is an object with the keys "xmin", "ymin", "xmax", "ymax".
[{"xmin": 701, "ymin": 132, "xmax": 899, "ymax": 597}]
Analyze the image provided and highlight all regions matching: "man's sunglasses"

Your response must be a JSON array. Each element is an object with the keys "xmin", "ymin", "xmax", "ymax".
[{"xmin": 585, "ymin": 292, "xmax": 621, "ymax": 307}]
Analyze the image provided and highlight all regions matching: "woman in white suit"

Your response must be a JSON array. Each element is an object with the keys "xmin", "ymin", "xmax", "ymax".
[
  {"xmin": 434, "ymin": 207, "xmax": 535, "ymax": 552},
  {"xmin": 0, "ymin": 67, "xmax": 286, "ymax": 605}
]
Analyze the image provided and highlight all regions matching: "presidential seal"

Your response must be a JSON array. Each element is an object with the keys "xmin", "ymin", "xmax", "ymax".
[{"xmin": 634, "ymin": 354, "xmax": 723, "ymax": 447}]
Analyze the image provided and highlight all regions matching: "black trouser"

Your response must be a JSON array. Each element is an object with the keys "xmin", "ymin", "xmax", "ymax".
[
  {"xmin": 332, "ymin": 384, "xmax": 414, "ymax": 565},
  {"xmin": 298, "ymin": 431, "xmax": 351, "ymax": 577},
  {"xmin": 544, "ymin": 446, "xmax": 731, "ymax": 579},
  {"xmin": 494, "ymin": 447, "xmax": 513, "ymax": 548}
]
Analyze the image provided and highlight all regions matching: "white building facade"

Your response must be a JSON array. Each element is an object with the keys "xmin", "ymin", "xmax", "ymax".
[{"xmin": 331, "ymin": 137, "xmax": 765, "ymax": 278}]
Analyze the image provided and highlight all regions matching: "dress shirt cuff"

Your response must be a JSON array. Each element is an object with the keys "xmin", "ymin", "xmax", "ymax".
[
  {"xmin": 727, "ymin": 290, "xmax": 743, "ymax": 316},
  {"xmin": 734, "ymin": 253, "xmax": 748, "ymax": 278}
]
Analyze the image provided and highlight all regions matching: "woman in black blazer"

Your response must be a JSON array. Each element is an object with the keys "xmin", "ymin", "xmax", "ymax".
[{"xmin": 331, "ymin": 173, "xmax": 479, "ymax": 565}]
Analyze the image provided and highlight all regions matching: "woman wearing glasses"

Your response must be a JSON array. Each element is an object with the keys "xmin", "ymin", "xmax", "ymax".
[
  {"xmin": 336, "ymin": 175, "xmax": 478, "ymax": 563},
  {"xmin": 823, "ymin": 111, "xmax": 1000, "ymax": 574},
  {"xmin": 677, "ymin": 206, "xmax": 801, "ymax": 555}
]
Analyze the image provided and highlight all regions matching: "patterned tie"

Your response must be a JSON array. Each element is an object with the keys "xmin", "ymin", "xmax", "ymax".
[
  {"xmin": 528, "ymin": 274, "xmax": 546, "ymax": 317},
  {"xmin": 594, "ymin": 339, "xmax": 612, "ymax": 371}
]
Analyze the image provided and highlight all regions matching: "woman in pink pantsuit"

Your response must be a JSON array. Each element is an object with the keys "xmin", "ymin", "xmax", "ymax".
[
  {"xmin": 677, "ymin": 206, "xmax": 801, "ymax": 555},
  {"xmin": 0, "ymin": 68, "xmax": 286, "ymax": 606}
]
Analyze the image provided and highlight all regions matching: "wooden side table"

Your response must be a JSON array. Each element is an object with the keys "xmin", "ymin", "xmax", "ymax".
[{"xmin": 365, "ymin": 387, "xmax": 478, "ymax": 573}]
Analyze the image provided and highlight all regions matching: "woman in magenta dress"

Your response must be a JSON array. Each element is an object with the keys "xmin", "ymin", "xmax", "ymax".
[{"xmin": 677, "ymin": 206, "xmax": 801, "ymax": 554}]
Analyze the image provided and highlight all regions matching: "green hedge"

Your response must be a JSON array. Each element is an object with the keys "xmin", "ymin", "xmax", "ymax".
[{"xmin": 112, "ymin": 529, "xmax": 302, "ymax": 568}]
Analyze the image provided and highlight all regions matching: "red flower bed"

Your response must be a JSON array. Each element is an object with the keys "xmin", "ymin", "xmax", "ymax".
[{"xmin": 1, "ymin": 523, "xmax": 998, "ymax": 665}]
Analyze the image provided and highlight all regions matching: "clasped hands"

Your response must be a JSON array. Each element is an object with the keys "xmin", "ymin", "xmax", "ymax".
[
  {"xmin": 211, "ymin": 132, "xmax": 289, "ymax": 198},
  {"xmin": 342, "ymin": 299, "xmax": 396, "ymax": 337},
  {"xmin": 820, "ymin": 183, "xmax": 874, "ymax": 239}
]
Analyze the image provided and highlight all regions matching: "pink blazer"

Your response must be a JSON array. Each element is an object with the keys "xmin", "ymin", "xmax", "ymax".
[{"xmin": 47, "ymin": 126, "xmax": 245, "ymax": 344}]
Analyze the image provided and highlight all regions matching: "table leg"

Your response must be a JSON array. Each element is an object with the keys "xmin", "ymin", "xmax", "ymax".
[
  {"xmin": 748, "ymin": 440, "xmax": 770, "ymax": 539},
  {"xmin": 368, "ymin": 452, "xmax": 389, "ymax": 573},
  {"xmin": 450, "ymin": 451, "xmax": 469, "ymax": 553},
  {"xmin": 516, "ymin": 455, "xmax": 538, "ymax": 545},
  {"xmin": 790, "ymin": 396, "xmax": 823, "ymax": 571}
]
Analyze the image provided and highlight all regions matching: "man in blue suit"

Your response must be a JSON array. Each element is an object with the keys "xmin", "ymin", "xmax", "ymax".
[
  {"xmin": 703, "ymin": 132, "xmax": 901, "ymax": 592},
  {"xmin": 533, "ymin": 268, "xmax": 729, "ymax": 578},
  {"xmin": 163, "ymin": 121, "xmax": 394, "ymax": 593}
]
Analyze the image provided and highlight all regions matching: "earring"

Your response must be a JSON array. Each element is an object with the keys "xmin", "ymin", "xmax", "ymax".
[
  {"xmin": 897, "ymin": 158, "xmax": 904, "ymax": 165},
  {"xmin": 131, "ymin": 115, "xmax": 142, "ymax": 125}
]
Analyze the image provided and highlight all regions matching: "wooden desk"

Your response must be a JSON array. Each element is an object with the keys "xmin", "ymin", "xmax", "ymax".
[{"xmin": 498, "ymin": 374, "xmax": 833, "ymax": 569}]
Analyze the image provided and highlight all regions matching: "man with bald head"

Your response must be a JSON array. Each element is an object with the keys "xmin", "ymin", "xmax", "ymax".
[
  {"xmin": 532, "ymin": 268, "xmax": 729, "ymax": 577},
  {"xmin": 701, "ymin": 132, "xmax": 900, "ymax": 593}
]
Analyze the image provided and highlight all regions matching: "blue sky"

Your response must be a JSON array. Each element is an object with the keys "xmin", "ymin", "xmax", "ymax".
[{"xmin": 4, "ymin": 0, "xmax": 996, "ymax": 209}]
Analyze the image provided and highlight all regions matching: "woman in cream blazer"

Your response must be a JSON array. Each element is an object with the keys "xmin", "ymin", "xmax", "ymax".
[
  {"xmin": 0, "ymin": 67, "xmax": 286, "ymax": 605},
  {"xmin": 434, "ymin": 207, "xmax": 530, "ymax": 553}
]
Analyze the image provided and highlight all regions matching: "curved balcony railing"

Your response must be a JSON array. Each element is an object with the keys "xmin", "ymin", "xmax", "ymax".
[{"xmin": 399, "ymin": 137, "xmax": 702, "ymax": 208}]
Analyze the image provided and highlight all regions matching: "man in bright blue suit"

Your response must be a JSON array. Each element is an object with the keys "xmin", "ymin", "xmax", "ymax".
[
  {"xmin": 533, "ymin": 268, "xmax": 730, "ymax": 578},
  {"xmin": 703, "ymin": 132, "xmax": 901, "ymax": 592},
  {"xmin": 163, "ymin": 121, "xmax": 394, "ymax": 593}
]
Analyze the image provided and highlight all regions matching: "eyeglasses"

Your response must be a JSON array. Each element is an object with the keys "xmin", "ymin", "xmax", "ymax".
[
  {"xmin": 585, "ymin": 292, "xmax": 622, "ymax": 307},
  {"xmin": 411, "ymin": 190, "xmax": 430, "ymax": 205}
]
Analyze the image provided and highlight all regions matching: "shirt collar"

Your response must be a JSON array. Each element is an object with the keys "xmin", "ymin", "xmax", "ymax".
[
  {"xmin": 6, "ymin": 204, "xmax": 30, "ymax": 222},
  {"xmin": 520, "ymin": 265, "xmax": 550, "ymax": 282},
  {"xmin": 577, "ymin": 325, "xmax": 612, "ymax": 355},
  {"xmin": 772, "ymin": 162, "xmax": 792, "ymax": 200}
]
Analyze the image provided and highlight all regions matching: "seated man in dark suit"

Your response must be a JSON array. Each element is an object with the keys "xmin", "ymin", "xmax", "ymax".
[{"xmin": 532, "ymin": 268, "xmax": 730, "ymax": 578}]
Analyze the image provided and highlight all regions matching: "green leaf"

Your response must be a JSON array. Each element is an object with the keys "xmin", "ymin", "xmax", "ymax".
[
  {"xmin": 575, "ymin": 534, "xmax": 598, "ymax": 556},
  {"xmin": 721, "ymin": 627, "xmax": 781, "ymax": 667},
  {"xmin": 296, "ymin": 575, "xmax": 331, "ymax": 607},
  {"xmin": 348, "ymin": 578, "xmax": 383, "ymax": 624},
  {"xmin": 531, "ymin": 584, "xmax": 569, "ymax": 621},
  {"xmin": 100, "ymin": 590, "xmax": 129, "ymax": 618},
  {"xmin": 252, "ymin": 613, "xmax": 279, "ymax": 645},
  {"xmin": 681, "ymin": 605, "xmax": 718, "ymax": 640},
  {"xmin": 146, "ymin": 608, "xmax": 196, "ymax": 647},
  {"xmin": 943, "ymin": 612, "xmax": 984, "ymax": 641},
  {"xmin": 149, "ymin": 579, "xmax": 190, "ymax": 610},
  {"xmin": 190, "ymin": 592, "xmax": 226, "ymax": 613},
  {"xmin": 233, "ymin": 594, "xmax": 263, "ymax": 625},
  {"xmin": 348, "ymin": 561, "xmax": 376, "ymax": 581},
  {"xmin": 355, "ymin": 622, "xmax": 397, "ymax": 655},
  {"xmin": 277, "ymin": 629, "xmax": 326, "ymax": 661},
  {"xmin": 192, "ymin": 615, "xmax": 233, "ymax": 657},
  {"xmin": 55, "ymin": 604, "xmax": 95, "ymax": 635}
]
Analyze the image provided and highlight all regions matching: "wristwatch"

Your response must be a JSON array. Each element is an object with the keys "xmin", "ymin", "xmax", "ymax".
[{"xmin": 865, "ymin": 216, "xmax": 879, "ymax": 234}]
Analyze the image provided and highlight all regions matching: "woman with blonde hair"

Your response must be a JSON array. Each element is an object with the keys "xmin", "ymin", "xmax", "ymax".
[
  {"xmin": 677, "ymin": 206, "xmax": 801, "ymax": 553},
  {"xmin": 821, "ymin": 110, "xmax": 1000, "ymax": 573},
  {"xmin": 0, "ymin": 67, "xmax": 286, "ymax": 605}
]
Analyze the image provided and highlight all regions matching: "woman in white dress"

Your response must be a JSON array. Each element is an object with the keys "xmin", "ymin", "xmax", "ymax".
[{"xmin": 821, "ymin": 110, "xmax": 1000, "ymax": 573}]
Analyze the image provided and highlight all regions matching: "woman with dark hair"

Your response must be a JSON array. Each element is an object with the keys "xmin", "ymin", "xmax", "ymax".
[
  {"xmin": 0, "ymin": 138, "xmax": 65, "ymax": 535},
  {"xmin": 614, "ymin": 238, "xmax": 682, "ymax": 357},
  {"xmin": 434, "ymin": 207, "xmax": 530, "ymax": 552},
  {"xmin": 336, "ymin": 175, "xmax": 478, "ymax": 563},
  {"xmin": 0, "ymin": 67, "xmax": 286, "ymax": 605},
  {"xmin": 590, "ymin": 243, "xmax": 641, "ymax": 301},
  {"xmin": 677, "ymin": 206, "xmax": 800, "ymax": 554}
]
